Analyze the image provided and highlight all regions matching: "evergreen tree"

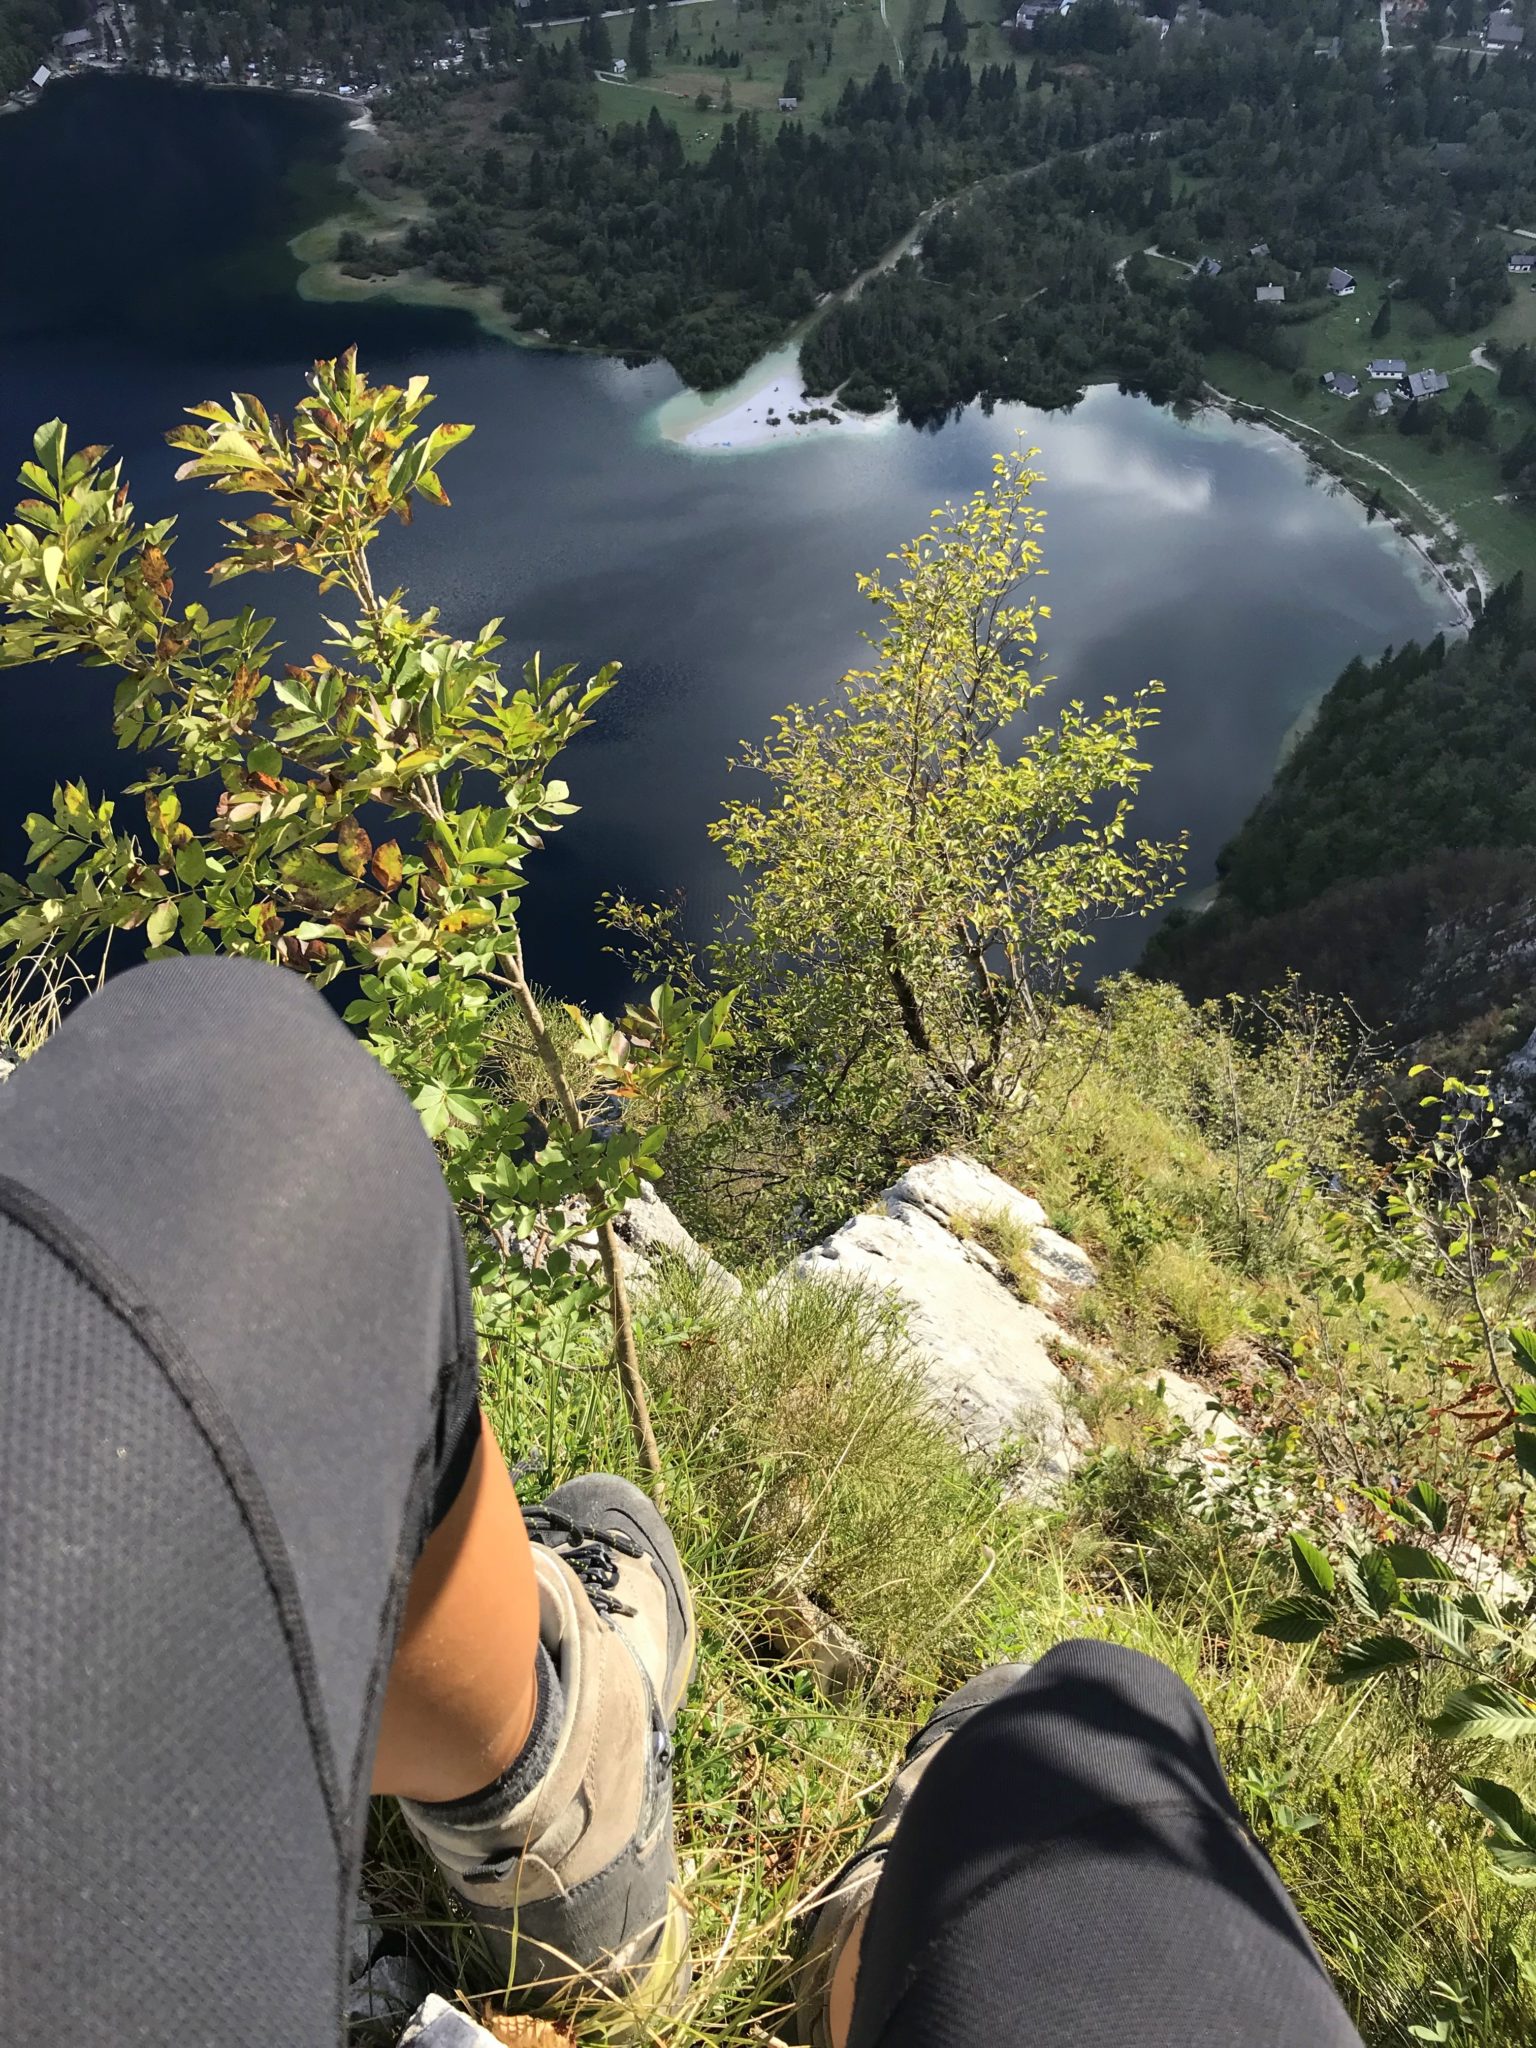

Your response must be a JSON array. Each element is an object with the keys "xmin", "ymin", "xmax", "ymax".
[
  {"xmin": 627, "ymin": 0, "xmax": 652, "ymax": 75},
  {"xmin": 580, "ymin": 5, "xmax": 614, "ymax": 67},
  {"xmin": 1450, "ymin": 385, "xmax": 1492, "ymax": 441},
  {"xmin": 1371, "ymin": 295, "xmax": 1392, "ymax": 338},
  {"xmin": 941, "ymin": 0, "xmax": 969, "ymax": 53}
]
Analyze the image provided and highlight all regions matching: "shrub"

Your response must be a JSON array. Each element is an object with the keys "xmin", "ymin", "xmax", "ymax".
[{"xmin": 0, "ymin": 354, "xmax": 731, "ymax": 1474}]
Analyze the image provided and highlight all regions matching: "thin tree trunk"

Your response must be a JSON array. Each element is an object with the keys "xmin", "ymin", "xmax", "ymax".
[{"xmin": 498, "ymin": 952, "xmax": 665, "ymax": 1496}]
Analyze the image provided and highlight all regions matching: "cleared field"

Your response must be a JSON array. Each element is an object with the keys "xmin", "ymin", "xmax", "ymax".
[{"xmin": 534, "ymin": 0, "xmax": 1023, "ymax": 133}]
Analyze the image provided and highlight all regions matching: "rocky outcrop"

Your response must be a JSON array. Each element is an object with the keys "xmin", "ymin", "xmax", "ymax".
[
  {"xmin": 792, "ymin": 1154, "xmax": 1094, "ymax": 1500},
  {"xmin": 611, "ymin": 1180, "xmax": 744, "ymax": 1299}
]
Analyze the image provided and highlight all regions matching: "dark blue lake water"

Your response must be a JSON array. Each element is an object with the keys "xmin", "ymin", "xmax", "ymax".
[{"xmin": 0, "ymin": 76, "xmax": 1447, "ymax": 1001}]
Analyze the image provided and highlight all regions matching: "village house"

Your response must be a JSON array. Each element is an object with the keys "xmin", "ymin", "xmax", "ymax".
[
  {"xmin": 1255, "ymin": 283, "xmax": 1285, "ymax": 303},
  {"xmin": 1249, "ymin": 241, "xmax": 1270, "ymax": 258},
  {"xmin": 1195, "ymin": 254, "xmax": 1222, "ymax": 277},
  {"xmin": 1323, "ymin": 370, "xmax": 1360, "ymax": 397},
  {"xmin": 1367, "ymin": 357, "xmax": 1407, "ymax": 379},
  {"xmin": 1510, "ymin": 251, "xmax": 1536, "ymax": 273},
  {"xmin": 1486, "ymin": 8, "xmax": 1524, "ymax": 44},
  {"xmin": 1327, "ymin": 267, "xmax": 1356, "ymax": 295},
  {"xmin": 1373, "ymin": 392, "xmax": 1394, "ymax": 414},
  {"xmin": 1405, "ymin": 369, "xmax": 1450, "ymax": 399},
  {"xmin": 778, "ymin": 93, "xmax": 799, "ymax": 109}
]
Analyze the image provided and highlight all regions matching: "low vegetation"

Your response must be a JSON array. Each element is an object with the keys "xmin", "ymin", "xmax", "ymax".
[{"xmin": 4, "ymin": 359, "xmax": 1536, "ymax": 2046}]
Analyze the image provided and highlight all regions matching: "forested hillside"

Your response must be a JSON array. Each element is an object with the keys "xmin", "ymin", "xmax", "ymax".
[
  {"xmin": 364, "ymin": 0, "xmax": 1536, "ymax": 421},
  {"xmin": 1146, "ymin": 582, "xmax": 1536, "ymax": 1052}
]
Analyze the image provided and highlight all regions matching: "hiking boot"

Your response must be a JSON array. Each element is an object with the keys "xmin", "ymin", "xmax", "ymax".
[
  {"xmin": 792, "ymin": 1663, "xmax": 1031, "ymax": 2048},
  {"xmin": 400, "ymin": 1475, "xmax": 697, "ymax": 2021}
]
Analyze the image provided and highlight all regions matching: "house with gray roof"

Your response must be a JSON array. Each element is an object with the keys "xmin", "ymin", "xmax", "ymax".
[
  {"xmin": 1405, "ymin": 369, "xmax": 1449, "ymax": 400},
  {"xmin": 1486, "ymin": 8, "xmax": 1524, "ymax": 45},
  {"xmin": 1195, "ymin": 255, "xmax": 1222, "ymax": 278},
  {"xmin": 1322, "ymin": 370, "xmax": 1360, "ymax": 397},
  {"xmin": 1510, "ymin": 251, "xmax": 1536, "ymax": 273},
  {"xmin": 1256, "ymin": 283, "xmax": 1285, "ymax": 303},
  {"xmin": 1373, "ymin": 392, "xmax": 1393, "ymax": 414},
  {"xmin": 1367, "ymin": 358, "xmax": 1407, "ymax": 379},
  {"xmin": 1327, "ymin": 267, "xmax": 1356, "ymax": 295}
]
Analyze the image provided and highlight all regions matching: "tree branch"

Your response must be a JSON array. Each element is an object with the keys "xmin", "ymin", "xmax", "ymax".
[{"xmin": 496, "ymin": 950, "xmax": 665, "ymax": 1495}]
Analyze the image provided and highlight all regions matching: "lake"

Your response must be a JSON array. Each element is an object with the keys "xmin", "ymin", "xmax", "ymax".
[{"xmin": 0, "ymin": 76, "xmax": 1447, "ymax": 1003}]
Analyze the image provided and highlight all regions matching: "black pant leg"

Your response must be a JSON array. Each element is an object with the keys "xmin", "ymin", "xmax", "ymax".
[
  {"xmin": 849, "ymin": 1641, "xmax": 1363, "ymax": 2048},
  {"xmin": 0, "ymin": 958, "xmax": 480, "ymax": 2045}
]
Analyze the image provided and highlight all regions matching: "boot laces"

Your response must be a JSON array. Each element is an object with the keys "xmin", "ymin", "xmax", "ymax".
[{"xmin": 523, "ymin": 1504, "xmax": 641, "ymax": 1618}]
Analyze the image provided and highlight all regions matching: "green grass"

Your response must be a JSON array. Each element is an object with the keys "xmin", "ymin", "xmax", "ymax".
[
  {"xmin": 357, "ymin": 1228, "xmax": 1536, "ymax": 2046},
  {"xmin": 533, "ymin": 0, "xmax": 1021, "ymax": 141},
  {"xmin": 1193, "ymin": 258, "xmax": 1536, "ymax": 587},
  {"xmin": 591, "ymin": 76, "xmax": 734, "ymax": 156},
  {"xmin": 1487, "ymin": 274, "xmax": 1536, "ymax": 349},
  {"xmin": 1203, "ymin": 342, "xmax": 1536, "ymax": 588},
  {"xmin": 534, "ymin": 0, "xmax": 901, "ymax": 123},
  {"xmin": 952, "ymin": 1203, "xmax": 1041, "ymax": 1302}
]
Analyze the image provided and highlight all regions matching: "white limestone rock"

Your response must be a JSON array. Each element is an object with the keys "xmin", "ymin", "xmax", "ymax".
[
  {"xmin": 1147, "ymin": 1368, "xmax": 1250, "ymax": 1454},
  {"xmin": 345, "ymin": 1952, "xmax": 430, "ymax": 2025},
  {"xmin": 794, "ymin": 1158, "xmax": 1091, "ymax": 1499},
  {"xmin": 610, "ymin": 1182, "xmax": 744, "ymax": 1299},
  {"xmin": 884, "ymin": 1153, "xmax": 1098, "ymax": 1301},
  {"xmin": 398, "ymin": 1994, "xmax": 503, "ymax": 2045},
  {"xmin": 885, "ymin": 1153, "xmax": 1050, "ymax": 1234}
]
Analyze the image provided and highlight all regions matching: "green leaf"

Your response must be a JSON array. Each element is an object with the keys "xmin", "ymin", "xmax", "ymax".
[
  {"xmin": 1340, "ymin": 1548, "xmax": 1400, "ymax": 1620},
  {"xmin": 1457, "ymin": 1776, "xmax": 1536, "ymax": 1848},
  {"xmin": 1399, "ymin": 1480, "xmax": 1448, "ymax": 1535},
  {"xmin": 1486, "ymin": 1842, "xmax": 1536, "ymax": 1885},
  {"xmin": 1254, "ymin": 1594, "xmax": 1333, "ymax": 1643},
  {"xmin": 174, "ymin": 841, "xmax": 208, "ymax": 886},
  {"xmin": 249, "ymin": 741, "xmax": 281, "ymax": 779},
  {"xmin": 1508, "ymin": 1326, "xmax": 1536, "ymax": 1379},
  {"xmin": 1516, "ymin": 1430, "xmax": 1536, "ymax": 1483},
  {"xmin": 1382, "ymin": 1544, "xmax": 1455, "ymax": 1582},
  {"xmin": 1290, "ymin": 1531, "xmax": 1336, "ymax": 1599},
  {"xmin": 145, "ymin": 899, "xmax": 178, "ymax": 947},
  {"xmin": 32, "ymin": 417, "xmax": 65, "ymax": 475},
  {"xmin": 1325, "ymin": 1635, "xmax": 1420, "ymax": 1685},
  {"xmin": 1404, "ymin": 1589, "xmax": 1468, "ymax": 1653},
  {"xmin": 1431, "ymin": 1681, "xmax": 1536, "ymax": 1742}
]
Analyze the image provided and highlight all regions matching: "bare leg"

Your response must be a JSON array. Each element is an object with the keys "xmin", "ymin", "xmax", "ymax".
[{"xmin": 373, "ymin": 1412, "xmax": 541, "ymax": 1803}]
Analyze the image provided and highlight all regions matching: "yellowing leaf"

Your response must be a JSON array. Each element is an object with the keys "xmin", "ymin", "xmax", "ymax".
[{"xmin": 370, "ymin": 840, "xmax": 404, "ymax": 891}]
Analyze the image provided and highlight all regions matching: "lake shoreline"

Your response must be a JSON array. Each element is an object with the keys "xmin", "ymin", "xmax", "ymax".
[
  {"xmin": 294, "ymin": 104, "xmax": 1492, "ymax": 573},
  {"xmin": 2, "ymin": 68, "xmax": 1483, "ymax": 606},
  {"xmin": 1202, "ymin": 381, "xmax": 1483, "ymax": 630}
]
